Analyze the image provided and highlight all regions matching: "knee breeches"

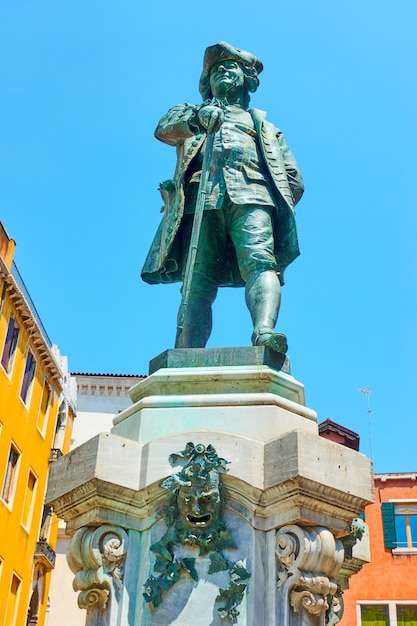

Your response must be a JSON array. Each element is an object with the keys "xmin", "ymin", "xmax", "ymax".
[{"xmin": 180, "ymin": 200, "xmax": 278, "ymax": 304}]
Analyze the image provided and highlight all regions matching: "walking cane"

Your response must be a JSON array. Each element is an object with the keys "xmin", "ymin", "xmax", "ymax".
[{"xmin": 175, "ymin": 130, "xmax": 215, "ymax": 347}]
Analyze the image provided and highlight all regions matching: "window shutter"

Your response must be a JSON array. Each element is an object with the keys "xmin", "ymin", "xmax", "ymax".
[{"xmin": 381, "ymin": 502, "xmax": 396, "ymax": 549}]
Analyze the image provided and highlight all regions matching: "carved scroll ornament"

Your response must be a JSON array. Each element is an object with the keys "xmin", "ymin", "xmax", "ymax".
[
  {"xmin": 276, "ymin": 525, "xmax": 344, "ymax": 622},
  {"xmin": 67, "ymin": 524, "xmax": 129, "ymax": 612}
]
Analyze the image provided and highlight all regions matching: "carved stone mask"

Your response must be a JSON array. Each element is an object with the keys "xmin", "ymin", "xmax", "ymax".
[{"xmin": 177, "ymin": 482, "xmax": 222, "ymax": 530}]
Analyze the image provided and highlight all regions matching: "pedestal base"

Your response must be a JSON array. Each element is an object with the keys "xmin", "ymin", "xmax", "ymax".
[{"xmin": 46, "ymin": 348, "xmax": 374, "ymax": 626}]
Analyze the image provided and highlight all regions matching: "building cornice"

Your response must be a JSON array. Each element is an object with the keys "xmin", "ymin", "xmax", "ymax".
[
  {"xmin": 375, "ymin": 473, "xmax": 417, "ymax": 481},
  {"xmin": 74, "ymin": 374, "xmax": 146, "ymax": 398},
  {"xmin": 4, "ymin": 271, "xmax": 63, "ymax": 388}
]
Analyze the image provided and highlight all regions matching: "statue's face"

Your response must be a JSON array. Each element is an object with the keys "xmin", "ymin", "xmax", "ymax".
[
  {"xmin": 177, "ymin": 484, "xmax": 221, "ymax": 530},
  {"xmin": 209, "ymin": 59, "xmax": 245, "ymax": 98}
]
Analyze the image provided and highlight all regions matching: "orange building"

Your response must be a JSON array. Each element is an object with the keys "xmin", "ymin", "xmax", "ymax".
[
  {"xmin": 341, "ymin": 473, "xmax": 417, "ymax": 626},
  {"xmin": 0, "ymin": 222, "xmax": 76, "ymax": 626}
]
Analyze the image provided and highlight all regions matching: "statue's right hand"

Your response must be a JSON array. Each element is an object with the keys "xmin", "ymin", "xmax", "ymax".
[{"xmin": 198, "ymin": 105, "xmax": 224, "ymax": 134}]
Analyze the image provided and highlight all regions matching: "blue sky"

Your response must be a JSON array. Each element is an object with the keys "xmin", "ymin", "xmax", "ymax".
[{"xmin": 1, "ymin": 1, "xmax": 416, "ymax": 473}]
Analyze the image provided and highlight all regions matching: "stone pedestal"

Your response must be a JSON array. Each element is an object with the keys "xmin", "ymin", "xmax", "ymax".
[{"xmin": 46, "ymin": 348, "xmax": 373, "ymax": 625}]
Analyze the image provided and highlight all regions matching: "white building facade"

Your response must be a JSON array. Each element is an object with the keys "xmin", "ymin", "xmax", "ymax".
[{"xmin": 47, "ymin": 373, "xmax": 144, "ymax": 626}]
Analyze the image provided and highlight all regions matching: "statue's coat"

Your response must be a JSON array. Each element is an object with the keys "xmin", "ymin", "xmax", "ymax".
[{"xmin": 141, "ymin": 106, "xmax": 304, "ymax": 287}]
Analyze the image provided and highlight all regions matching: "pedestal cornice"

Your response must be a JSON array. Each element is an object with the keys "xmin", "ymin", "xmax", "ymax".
[{"xmin": 46, "ymin": 429, "xmax": 373, "ymax": 536}]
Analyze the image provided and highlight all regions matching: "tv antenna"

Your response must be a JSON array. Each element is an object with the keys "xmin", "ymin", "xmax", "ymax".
[{"xmin": 358, "ymin": 386, "xmax": 374, "ymax": 458}]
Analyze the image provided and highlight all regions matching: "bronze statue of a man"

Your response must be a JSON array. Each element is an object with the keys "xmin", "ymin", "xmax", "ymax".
[{"xmin": 142, "ymin": 42, "xmax": 304, "ymax": 353}]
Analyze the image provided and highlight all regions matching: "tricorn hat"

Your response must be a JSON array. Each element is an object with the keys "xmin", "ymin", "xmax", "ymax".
[{"xmin": 199, "ymin": 41, "xmax": 263, "ymax": 101}]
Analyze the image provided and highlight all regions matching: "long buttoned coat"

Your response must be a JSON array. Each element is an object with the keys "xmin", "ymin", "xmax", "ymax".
[{"xmin": 141, "ymin": 104, "xmax": 304, "ymax": 287}]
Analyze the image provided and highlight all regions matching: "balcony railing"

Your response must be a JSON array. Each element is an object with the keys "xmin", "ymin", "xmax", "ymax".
[
  {"xmin": 49, "ymin": 448, "xmax": 63, "ymax": 462},
  {"xmin": 34, "ymin": 539, "xmax": 56, "ymax": 570}
]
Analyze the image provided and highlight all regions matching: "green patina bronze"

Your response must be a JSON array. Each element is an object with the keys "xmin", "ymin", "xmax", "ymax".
[
  {"xmin": 141, "ymin": 41, "xmax": 304, "ymax": 354},
  {"xmin": 325, "ymin": 519, "xmax": 366, "ymax": 625},
  {"xmin": 148, "ymin": 346, "xmax": 289, "ymax": 375},
  {"xmin": 143, "ymin": 443, "xmax": 251, "ymax": 623}
]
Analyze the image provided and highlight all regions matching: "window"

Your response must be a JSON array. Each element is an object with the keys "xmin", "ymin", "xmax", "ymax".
[
  {"xmin": 359, "ymin": 603, "xmax": 417, "ymax": 626},
  {"xmin": 1, "ymin": 316, "xmax": 20, "ymax": 373},
  {"xmin": 5, "ymin": 573, "xmax": 22, "ymax": 626},
  {"xmin": 394, "ymin": 504, "xmax": 417, "ymax": 549},
  {"xmin": 1, "ymin": 443, "xmax": 20, "ymax": 506},
  {"xmin": 39, "ymin": 505, "xmax": 52, "ymax": 540},
  {"xmin": 37, "ymin": 381, "xmax": 52, "ymax": 434},
  {"xmin": 361, "ymin": 605, "xmax": 390, "ymax": 625},
  {"xmin": 20, "ymin": 350, "xmax": 36, "ymax": 403},
  {"xmin": 382, "ymin": 502, "xmax": 417, "ymax": 551},
  {"xmin": 21, "ymin": 469, "xmax": 37, "ymax": 530},
  {"xmin": 0, "ymin": 282, "xmax": 6, "ymax": 315},
  {"xmin": 52, "ymin": 401, "xmax": 66, "ymax": 451},
  {"xmin": 397, "ymin": 606, "xmax": 417, "ymax": 626}
]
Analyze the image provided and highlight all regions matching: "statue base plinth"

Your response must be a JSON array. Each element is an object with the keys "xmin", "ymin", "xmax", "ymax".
[
  {"xmin": 112, "ymin": 347, "xmax": 314, "ymax": 445},
  {"xmin": 149, "ymin": 346, "xmax": 290, "ymax": 374}
]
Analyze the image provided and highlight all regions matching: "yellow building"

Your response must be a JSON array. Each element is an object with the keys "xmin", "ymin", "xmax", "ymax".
[{"xmin": 0, "ymin": 222, "xmax": 76, "ymax": 626}]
